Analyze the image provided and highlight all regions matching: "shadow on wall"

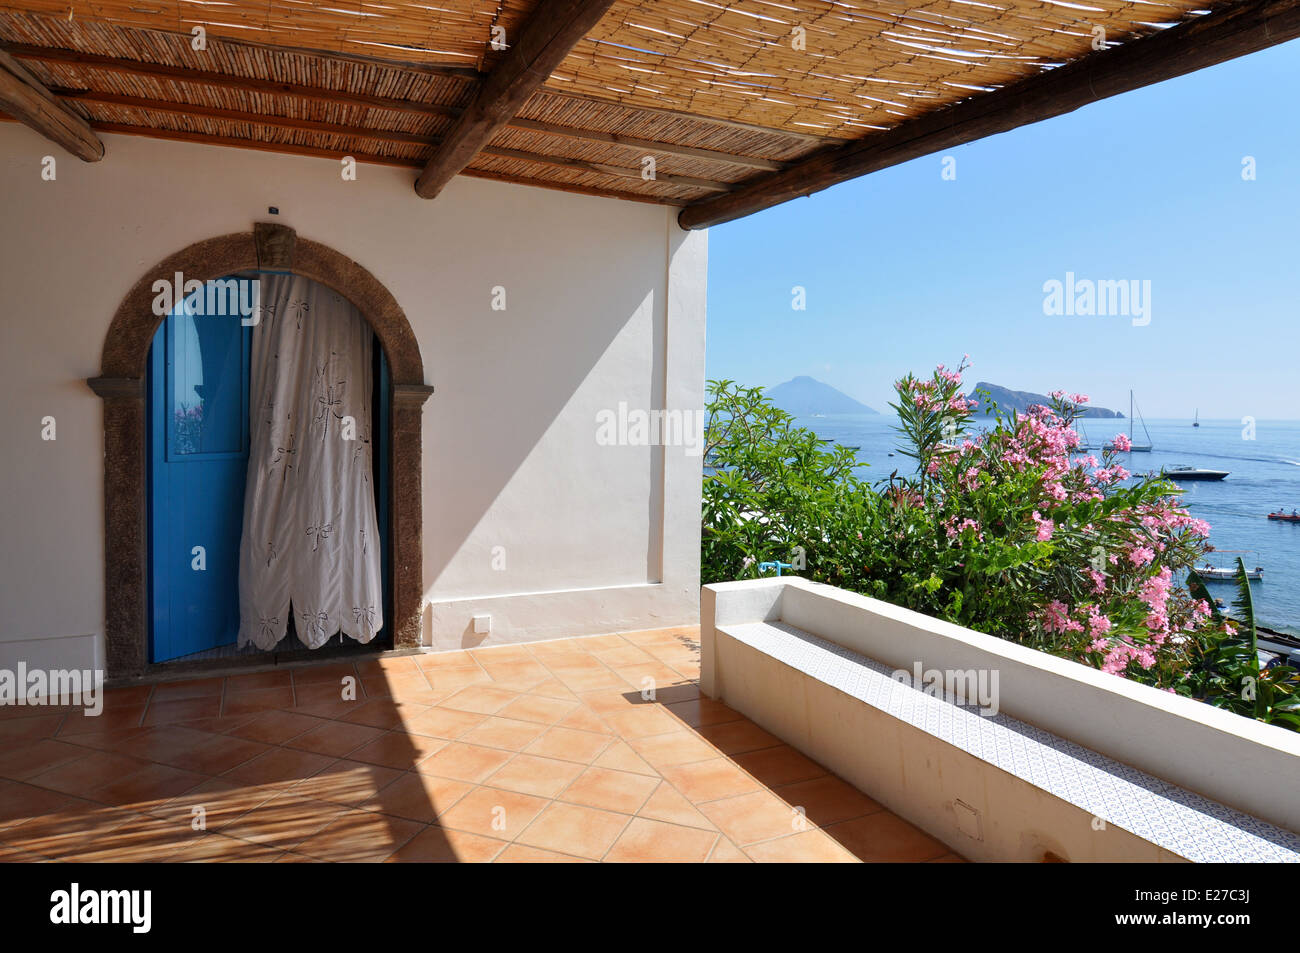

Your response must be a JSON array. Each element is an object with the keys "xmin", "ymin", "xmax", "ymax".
[{"xmin": 422, "ymin": 255, "xmax": 668, "ymax": 599}]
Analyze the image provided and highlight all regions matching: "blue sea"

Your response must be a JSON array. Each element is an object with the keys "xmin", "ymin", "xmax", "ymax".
[{"xmin": 791, "ymin": 414, "xmax": 1300, "ymax": 634}]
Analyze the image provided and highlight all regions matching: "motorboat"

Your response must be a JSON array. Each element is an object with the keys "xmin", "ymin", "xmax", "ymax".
[
  {"xmin": 1195, "ymin": 563, "xmax": 1264, "ymax": 581},
  {"xmin": 1161, "ymin": 465, "xmax": 1229, "ymax": 481},
  {"xmin": 1193, "ymin": 549, "xmax": 1264, "ymax": 582}
]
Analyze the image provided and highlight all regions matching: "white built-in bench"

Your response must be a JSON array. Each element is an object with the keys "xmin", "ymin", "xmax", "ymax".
[{"xmin": 702, "ymin": 578, "xmax": 1300, "ymax": 863}]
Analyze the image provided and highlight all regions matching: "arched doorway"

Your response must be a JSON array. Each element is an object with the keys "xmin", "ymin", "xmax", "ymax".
[{"xmin": 89, "ymin": 224, "xmax": 432, "ymax": 679}]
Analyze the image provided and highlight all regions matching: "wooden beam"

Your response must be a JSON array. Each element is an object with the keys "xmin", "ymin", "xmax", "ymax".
[
  {"xmin": 52, "ymin": 89, "xmax": 734, "ymax": 192},
  {"xmin": 537, "ymin": 89, "xmax": 838, "ymax": 146},
  {"xmin": 3, "ymin": 44, "xmax": 462, "ymax": 119},
  {"xmin": 85, "ymin": 120, "xmax": 421, "ymax": 168},
  {"xmin": 161, "ymin": 27, "xmax": 483, "ymax": 81},
  {"xmin": 58, "ymin": 87, "xmax": 778, "ymax": 171},
  {"xmin": 0, "ymin": 113, "xmax": 687, "ymax": 207},
  {"xmin": 508, "ymin": 117, "xmax": 785, "ymax": 171},
  {"xmin": 53, "ymin": 89, "xmax": 438, "ymax": 146},
  {"xmin": 0, "ymin": 49, "xmax": 102, "ymax": 160},
  {"xmin": 414, "ymin": 0, "xmax": 620, "ymax": 199},
  {"xmin": 679, "ymin": 0, "xmax": 1300, "ymax": 229},
  {"xmin": 461, "ymin": 168, "xmax": 686, "ymax": 207},
  {"xmin": 92, "ymin": 121, "xmax": 683, "ymax": 206},
  {"xmin": 7, "ymin": 42, "xmax": 800, "ymax": 170},
  {"xmin": 481, "ymin": 145, "xmax": 732, "ymax": 193}
]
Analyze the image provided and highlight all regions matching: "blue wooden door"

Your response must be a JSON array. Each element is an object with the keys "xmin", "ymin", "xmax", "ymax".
[{"xmin": 148, "ymin": 281, "xmax": 252, "ymax": 662}]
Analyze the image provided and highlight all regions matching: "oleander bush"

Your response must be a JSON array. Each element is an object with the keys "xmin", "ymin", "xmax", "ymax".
[{"xmin": 702, "ymin": 359, "xmax": 1300, "ymax": 729}]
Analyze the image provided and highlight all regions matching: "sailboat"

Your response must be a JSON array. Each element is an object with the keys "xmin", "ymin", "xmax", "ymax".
[
  {"xmin": 1193, "ymin": 408, "xmax": 1200, "ymax": 428},
  {"xmin": 1103, "ymin": 390, "xmax": 1153, "ymax": 452}
]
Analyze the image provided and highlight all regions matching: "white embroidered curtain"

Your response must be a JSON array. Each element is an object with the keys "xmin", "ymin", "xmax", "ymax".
[{"xmin": 237, "ymin": 274, "xmax": 384, "ymax": 650}]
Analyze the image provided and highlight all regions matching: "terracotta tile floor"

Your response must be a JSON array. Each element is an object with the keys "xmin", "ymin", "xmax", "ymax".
[{"xmin": 0, "ymin": 627, "xmax": 962, "ymax": 863}]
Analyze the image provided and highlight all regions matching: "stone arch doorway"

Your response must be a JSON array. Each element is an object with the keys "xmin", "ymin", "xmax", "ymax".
[{"xmin": 89, "ymin": 223, "xmax": 432, "ymax": 679}]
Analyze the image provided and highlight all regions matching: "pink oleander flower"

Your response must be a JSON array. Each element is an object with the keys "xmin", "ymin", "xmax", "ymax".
[
  {"xmin": 945, "ymin": 518, "xmax": 983, "ymax": 542},
  {"xmin": 883, "ymin": 358, "xmax": 1218, "ymax": 695},
  {"xmin": 1139, "ymin": 566, "xmax": 1172, "ymax": 609},
  {"xmin": 1040, "ymin": 602, "xmax": 1084, "ymax": 635},
  {"xmin": 1041, "ymin": 600, "xmax": 1070, "ymax": 634},
  {"xmin": 1128, "ymin": 546, "xmax": 1155, "ymax": 567},
  {"xmin": 1101, "ymin": 657, "xmax": 1128, "ymax": 676}
]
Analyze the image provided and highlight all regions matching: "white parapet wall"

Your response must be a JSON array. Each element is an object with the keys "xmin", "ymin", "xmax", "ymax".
[{"xmin": 701, "ymin": 577, "xmax": 1300, "ymax": 862}]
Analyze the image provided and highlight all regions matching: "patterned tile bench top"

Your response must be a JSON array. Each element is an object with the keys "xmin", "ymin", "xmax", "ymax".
[{"xmin": 720, "ymin": 620, "xmax": 1300, "ymax": 863}]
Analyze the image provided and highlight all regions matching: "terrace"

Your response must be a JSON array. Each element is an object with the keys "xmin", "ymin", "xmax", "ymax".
[
  {"xmin": 0, "ymin": 628, "xmax": 958, "ymax": 863},
  {"xmin": 3, "ymin": 0, "xmax": 1300, "ymax": 865},
  {"xmin": 7, "ymin": 585, "xmax": 1298, "ymax": 863}
]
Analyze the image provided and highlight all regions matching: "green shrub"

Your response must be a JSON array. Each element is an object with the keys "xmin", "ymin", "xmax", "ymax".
[{"xmin": 701, "ymin": 360, "xmax": 1299, "ymax": 730}]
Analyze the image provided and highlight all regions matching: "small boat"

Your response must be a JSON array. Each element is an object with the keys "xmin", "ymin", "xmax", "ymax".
[
  {"xmin": 1162, "ymin": 465, "xmax": 1229, "ymax": 481},
  {"xmin": 1195, "ymin": 564, "xmax": 1264, "ymax": 581},
  {"xmin": 1103, "ymin": 390, "xmax": 1153, "ymax": 452},
  {"xmin": 1193, "ymin": 549, "xmax": 1264, "ymax": 582},
  {"xmin": 1193, "ymin": 408, "xmax": 1200, "ymax": 428},
  {"xmin": 1267, "ymin": 511, "xmax": 1300, "ymax": 522}
]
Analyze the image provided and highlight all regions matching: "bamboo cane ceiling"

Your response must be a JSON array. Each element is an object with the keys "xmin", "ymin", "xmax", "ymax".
[{"xmin": 0, "ymin": 1, "xmax": 1232, "ymax": 209}]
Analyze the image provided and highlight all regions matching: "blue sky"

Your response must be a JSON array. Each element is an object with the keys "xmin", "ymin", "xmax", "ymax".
[{"xmin": 704, "ymin": 39, "xmax": 1300, "ymax": 421}]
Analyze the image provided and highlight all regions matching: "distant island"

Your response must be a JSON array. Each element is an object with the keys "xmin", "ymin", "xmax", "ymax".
[
  {"xmin": 766, "ymin": 376, "xmax": 878, "ymax": 416},
  {"xmin": 967, "ymin": 382, "xmax": 1123, "ymax": 419}
]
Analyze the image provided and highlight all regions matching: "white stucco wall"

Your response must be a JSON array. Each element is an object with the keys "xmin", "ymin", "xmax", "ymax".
[{"xmin": 0, "ymin": 125, "xmax": 706, "ymax": 668}]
